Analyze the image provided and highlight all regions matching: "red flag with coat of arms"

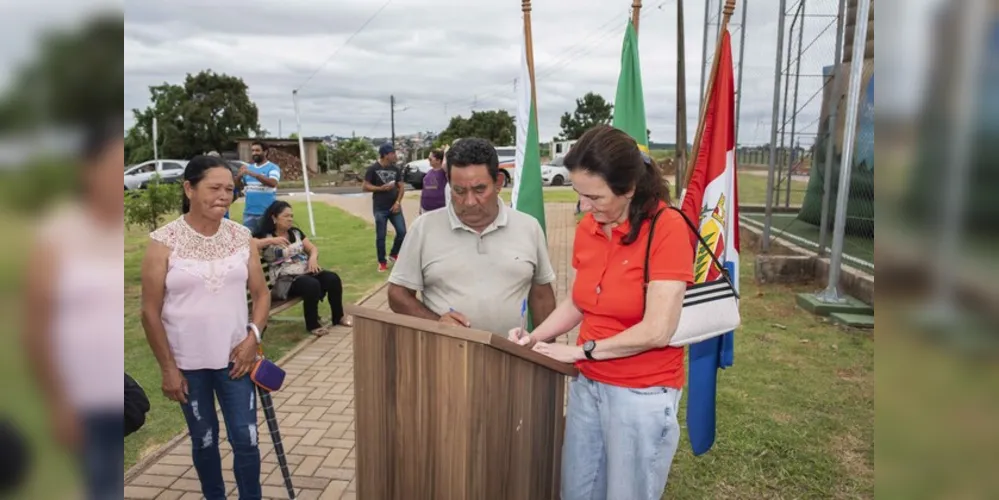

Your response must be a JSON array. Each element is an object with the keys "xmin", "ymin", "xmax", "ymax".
[{"xmin": 679, "ymin": 29, "xmax": 740, "ymax": 456}]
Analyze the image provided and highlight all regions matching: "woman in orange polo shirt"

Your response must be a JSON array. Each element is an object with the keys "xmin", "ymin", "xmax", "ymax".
[{"xmin": 509, "ymin": 125, "xmax": 694, "ymax": 500}]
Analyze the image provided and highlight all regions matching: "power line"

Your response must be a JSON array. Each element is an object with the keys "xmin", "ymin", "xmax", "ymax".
[
  {"xmin": 329, "ymin": 1, "xmax": 670, "ymax": 134},
  {"xmin": 407, "ymin": 0, "xmax": 668, "ymax": 116},
  {"xmin": 294, "ymin": 0, "xmax": 394, "ymax": 92}
]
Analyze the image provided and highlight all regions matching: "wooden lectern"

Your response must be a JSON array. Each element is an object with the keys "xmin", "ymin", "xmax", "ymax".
[{"xmin": 347, "ymin": 305, "xmax": 577, "ymax": 500}]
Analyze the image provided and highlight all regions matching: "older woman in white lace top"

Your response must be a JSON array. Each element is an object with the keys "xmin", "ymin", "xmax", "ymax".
[{"xmin": 141, "ymin": 155, "xmax": 271, "ymax": 500}]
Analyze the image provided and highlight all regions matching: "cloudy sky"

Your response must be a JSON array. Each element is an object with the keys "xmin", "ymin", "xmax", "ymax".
[{"xmin": 1, "ymin": 1, "xmax": 935, "ymax": 146}]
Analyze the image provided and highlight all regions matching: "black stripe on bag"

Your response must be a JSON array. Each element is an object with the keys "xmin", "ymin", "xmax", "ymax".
[
  {"xmin": 684, "ymin": 289, "xmax": 738, "ymax": 303},
  {"xmin": 684, "ymin": 293, "xmax": 739, "ymax": 308},
  {"xmin": 687, "ymin": 280, "xmax": 730, "ymax": 292},
  {"xmin": 685, "ymin": 282, "xmax": 733, "ymax": 299}
]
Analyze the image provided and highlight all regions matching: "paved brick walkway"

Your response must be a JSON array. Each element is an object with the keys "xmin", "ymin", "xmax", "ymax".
[{"xmin": 124, "ymin": 203, "xmax": 579, "ymax": 499}]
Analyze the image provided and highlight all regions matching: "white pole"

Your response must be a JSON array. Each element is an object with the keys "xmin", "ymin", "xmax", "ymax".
[
  {"xmin": 932, "ymin": 0, "xmax": 986, "ymax": 314},
  {"xmin": 152, "ymin": 116, "xmax": 159, "ymax": 171},
  {"xmin": 292, "ymin": 90, "xmax": 317, "ymax": 236},
  {"xmin": 762, "ymin": 0, "xmax": 789, "ymax": 252},
  {"xmin": 816, "ymin": 0, "xmax": 870, "ymax": 302}
]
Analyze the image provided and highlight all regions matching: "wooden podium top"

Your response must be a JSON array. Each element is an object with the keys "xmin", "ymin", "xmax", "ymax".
[{"xmin": 347, "ymin": 304, "xmax": 578, "ymax": 377}]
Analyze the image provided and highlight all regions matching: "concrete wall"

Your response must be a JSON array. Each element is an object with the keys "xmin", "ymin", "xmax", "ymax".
[{"xmin": 741, "ymin": 225, "xmax": 874, "ymax": 305}]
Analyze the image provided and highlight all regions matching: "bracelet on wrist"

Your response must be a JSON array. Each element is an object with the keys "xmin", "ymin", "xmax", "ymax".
[{"xmin": 247, "ymin": 323, "xmax": 261, "ymax": 344}]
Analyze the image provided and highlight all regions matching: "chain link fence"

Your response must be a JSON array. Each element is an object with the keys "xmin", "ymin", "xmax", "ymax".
[{"xmin": 754, "ymin": 0, "xmax": 874, "ymax": 272}]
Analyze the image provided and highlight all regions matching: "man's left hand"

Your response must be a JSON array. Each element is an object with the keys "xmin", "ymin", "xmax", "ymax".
[
  {"xmin": 532, "ymin": 342, "xmax": 584, "ymax": 363},
  {"xmin": 391, "ymin": 203, "xmax": 401, "ymax": 214}
]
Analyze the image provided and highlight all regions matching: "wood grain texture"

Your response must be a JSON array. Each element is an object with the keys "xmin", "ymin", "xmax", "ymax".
[
  {"xmin": 348, "ymin": 304, "xmax": 578, "ymax": 377},
  {"xmin": 352, "ymin": 311, "xmax": 570, "ymax": 499}
]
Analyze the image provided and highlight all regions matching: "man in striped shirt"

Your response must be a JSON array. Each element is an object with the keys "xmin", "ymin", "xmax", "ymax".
[{"xmin": 240, "ymin": 141, "xmax": 281, "ymax": 231}]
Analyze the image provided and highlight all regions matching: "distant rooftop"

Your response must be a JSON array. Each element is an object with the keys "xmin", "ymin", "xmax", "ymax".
[{"xmin": 232, "ymin": 137, "xmax": 323, "ymax": 143}]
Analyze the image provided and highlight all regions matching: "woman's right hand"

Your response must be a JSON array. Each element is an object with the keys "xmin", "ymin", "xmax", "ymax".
[
  {"xmin": 269, "ymin": 236, "xmax": 290, "ymax": 247},
  {"xmin": 508, "ymin": 327, "xmax": 535, "ymax": 348},
  {"xmin": 161, "ymin": 367, "xmax": 189, "ymax": 404}
]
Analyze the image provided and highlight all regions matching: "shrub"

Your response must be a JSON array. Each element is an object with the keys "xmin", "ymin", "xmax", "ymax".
[{"xmin": 124, "ymin": 176, "xmax": 181, "ymax": 231}]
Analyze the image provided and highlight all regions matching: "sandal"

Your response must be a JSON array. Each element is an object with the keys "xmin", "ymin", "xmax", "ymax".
[
  {"xmin": 338, "ymin": 316, "xmax": 354, "ymax": 328},
  {"xmin": 310, "ymin": 326, "xmax": 331, "ymax": 337}
]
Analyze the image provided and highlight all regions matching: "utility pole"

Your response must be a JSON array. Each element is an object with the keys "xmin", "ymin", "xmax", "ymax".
[
  {"xmin": 278, "ymin": 119, "xmax": 282, "ymax": 138},
  {"xmin": 390, "ymin": 95, "xmax": 396, "ymax": 146}
]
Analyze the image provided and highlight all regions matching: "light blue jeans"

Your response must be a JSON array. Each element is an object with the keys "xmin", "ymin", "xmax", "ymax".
[
  {"xmin": 561, "ymin": 374, "xmax": 683, "ymax": 500},
  {"xmin": 242, "ymin": 213, "xmax": 261, "ymax": 233}
]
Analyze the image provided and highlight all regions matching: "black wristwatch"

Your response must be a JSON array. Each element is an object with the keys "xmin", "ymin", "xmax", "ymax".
[{"xmin": 583, "ymin": 340, "xmax": 597, "ymax": 361}]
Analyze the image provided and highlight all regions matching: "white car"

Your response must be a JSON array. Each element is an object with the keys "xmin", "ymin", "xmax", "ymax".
[
  {"xmin": 541, "ymin": 155, "xmax": 571, "ymax": 186},
  {"xmin": 124, "ymin": 160, "xmax": 187, "ymax": 190}
]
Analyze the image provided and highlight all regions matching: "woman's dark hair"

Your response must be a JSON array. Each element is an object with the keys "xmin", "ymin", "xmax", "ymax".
[
  {"xmin": 82, "ymin": 116, "xmax": 122, "ymax": 164},
  {"xmin": 445, "ymin": 138, "xmax": 500, "ymax": 181},
  {"xmin": 563, "ymin": 125, "xmax": 671, "ymax": 245},
  {"xmin": 430, "ymin": 149, "xmax": 445, "ymax": 162},
  {"xmin": 253, "ymin": 200, "xmax": 294, "ymax": 239},
  {"xmin": 181, "ymin": 155, "xmax": 231, "ymax": 214}
]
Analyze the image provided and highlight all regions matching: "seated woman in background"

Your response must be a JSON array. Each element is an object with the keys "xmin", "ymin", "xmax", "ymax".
[{"xmin": 254, "ymin": 201, "xmax": 351, "ymax": 336}]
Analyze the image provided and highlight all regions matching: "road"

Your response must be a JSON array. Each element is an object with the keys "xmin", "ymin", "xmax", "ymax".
[{"xmin": 276, "ymin": 185, "xmax": 366, "ymax": 196}]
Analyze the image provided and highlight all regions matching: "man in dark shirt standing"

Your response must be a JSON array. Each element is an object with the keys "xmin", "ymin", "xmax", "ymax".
[{"xmin": 364, "ymin": 143, "xmax": 407, "ymax": 272}]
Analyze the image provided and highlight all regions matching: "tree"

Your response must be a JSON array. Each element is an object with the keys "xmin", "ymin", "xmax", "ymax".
[
  {"xmin": 322, "ymin": 138, "xmax": 377, "ymax": 171},
  {"xmin": 0, "ymin": 13, "xmax": 122, "ymax": 131},
  {"xmin": 434, "ymin": 110, "xmax": 516, "ymax": 147},
  {"xmin": 125, "ymin": 70, "xmax": 262, "ymax": 164},
  {"xmin": 558, "ymin": 92, "xmax": 614, "ymax": 140}
]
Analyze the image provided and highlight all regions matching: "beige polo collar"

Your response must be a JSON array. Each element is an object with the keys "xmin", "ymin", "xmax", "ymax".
[{"xmin": 447, "ymin": 197, "xmax": 510, "ymax": 234}]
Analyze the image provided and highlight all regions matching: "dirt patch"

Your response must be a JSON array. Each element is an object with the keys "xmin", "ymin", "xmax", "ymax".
[
  {"xmin": 771, "ymin": 412, "xmax": 794, "ymax": 424},
  {"xmin": 836, "ymin": 367, "xmax": 868, "ymax": 384},
  {"xmin": 831, "ymin": 432, "xmax": 874, "ymax": 488}
]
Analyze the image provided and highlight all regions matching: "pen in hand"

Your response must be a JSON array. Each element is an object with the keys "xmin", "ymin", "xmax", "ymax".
[{"xmin": 518, "ymin": 299, "xmax": 528, "ymax": 344}]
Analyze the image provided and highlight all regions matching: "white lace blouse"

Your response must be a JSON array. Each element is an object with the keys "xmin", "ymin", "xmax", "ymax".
[{"xmin": 150, "ymin": 217, "xmax": 252, "ymax": 371}]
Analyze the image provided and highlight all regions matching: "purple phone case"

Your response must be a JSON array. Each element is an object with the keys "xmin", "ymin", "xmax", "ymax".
[{"xmin": 251, "ymin": 359, "xmax": 286, "ymax": 392}]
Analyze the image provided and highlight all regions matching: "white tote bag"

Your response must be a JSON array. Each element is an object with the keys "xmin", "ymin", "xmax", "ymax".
[{"xmin": 643, "ymin": 207, "xmax": 741, "ymax": 347}]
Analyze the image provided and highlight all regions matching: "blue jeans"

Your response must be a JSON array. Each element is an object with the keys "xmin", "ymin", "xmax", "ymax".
[
  {"xmin": 80, "ymin": 411, "xmax": 124, "ymax": 500},
  {"xmin": 373, "ymin": 208, "xmax": 406, "ymax": 264},
  {"xmin": 242, "ymin": 214, "xmax": 261, "ymax": 233},
  {"xmin": 179, "ymin": 367, "xmax": 261, "ymax": 500},
  {"xmin": 561, "ymin": 374, "xmax": 683, "ymax": 500}
]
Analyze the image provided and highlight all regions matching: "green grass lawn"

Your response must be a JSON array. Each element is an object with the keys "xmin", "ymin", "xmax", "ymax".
[
  {"xmin": 124, "ymin": 202, "xmax": 394, "ymax": 471},
  {"xmin": 744, "ymin": 213, "xmax": 874, "ymax": 268},
  {"xmin": 499, "ymin": 188, "xmax": 580, "ymax": 204},
  {"xmin": 665, "ymin": 249, "xmax": 874, "ymax": 498},
  {"xmin": 738, "ymin": 173, "xmax": 807, "ymax": 207}
]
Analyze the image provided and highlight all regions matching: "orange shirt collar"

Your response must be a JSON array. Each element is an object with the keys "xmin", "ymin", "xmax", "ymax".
[{"xmin": 583, "ymin": 201, "xmax": 668, "ymax": 239}]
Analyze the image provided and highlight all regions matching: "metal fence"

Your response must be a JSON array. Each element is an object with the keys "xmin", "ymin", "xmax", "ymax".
[
  {"xmin": 755, "ymin": 0, "xmax": 875, "ymax": 282},
  {"xmin": 756, "ymin": 0, "xmax": 875, "ymax": 310}
]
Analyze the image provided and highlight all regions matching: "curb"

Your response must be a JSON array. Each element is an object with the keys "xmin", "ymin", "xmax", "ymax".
[{"xmin": 124, "ymin": 280, "xmax": 390, "ymax": 483}]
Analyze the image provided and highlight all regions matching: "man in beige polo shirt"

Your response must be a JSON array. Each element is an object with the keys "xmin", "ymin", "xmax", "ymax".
[{"xmin": 387, "ymin": 138, "xmax": 557, "ymax": 335}]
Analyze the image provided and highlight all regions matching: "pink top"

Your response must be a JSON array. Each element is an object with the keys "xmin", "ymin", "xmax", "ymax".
[
  {"xmin": 150, "ymin": 217, "xmax": 252, "ymax": 371},
  {"xmin": 41, "ymin": 205, "xmax": 124, "ymax": 411}
]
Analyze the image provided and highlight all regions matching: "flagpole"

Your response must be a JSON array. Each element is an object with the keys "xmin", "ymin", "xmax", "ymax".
[
  {"xmin": 675, "ymin": 0, "xmax": 688, "ymax": 200},
  {"xmin": 292, "ymin": 90, "xmax": 317, "ymax": 236},
  {"xmin": 683, "ymin": 0, "xmax": 737, "ymax": 192},
  {"xmin": 522, "ymin": 0, "xmax": 538, "ymax": 113},
  {"xmin": 631, "ymin": 0, "xmax": 642, "ymax": 33}
]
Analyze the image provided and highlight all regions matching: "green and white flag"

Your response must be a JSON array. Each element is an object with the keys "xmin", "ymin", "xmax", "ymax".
[
  {"xmin": 612, "ymin": 21, "xmax": 649, "ymax": 153},
  {"xmin": 511, "ymin": 34, "xmax": 547, "ymax": 235}
]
